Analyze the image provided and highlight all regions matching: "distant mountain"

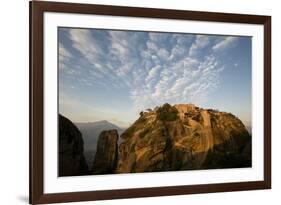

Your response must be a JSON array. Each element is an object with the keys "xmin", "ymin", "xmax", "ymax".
[{"xmin": 75, "ymin": 120, "xmax": 125, "ymax": 167}]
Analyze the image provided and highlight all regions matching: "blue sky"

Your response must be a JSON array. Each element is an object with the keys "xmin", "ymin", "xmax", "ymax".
[{"xmin": 58, "ymin": 27, "xmax": 251, "ymax": 128}]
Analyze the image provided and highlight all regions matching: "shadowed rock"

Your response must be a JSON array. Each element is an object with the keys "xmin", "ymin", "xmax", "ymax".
[
  {"xmin": 92, "ymin": 130, "xmax": 119, "ymax": 174},
  {"xmin": 59, "ymin": 114, "xmax": 89, "ymax": 176}
]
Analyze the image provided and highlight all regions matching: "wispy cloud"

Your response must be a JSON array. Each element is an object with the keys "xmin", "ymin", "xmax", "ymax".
[
  {"xmin": 60, "ymin": 29, "xmax": 229, "ymax": 114},
  {"xmin": 212, "ymin": 36, "xmax": 238, "ymax": 51},
  {"xmin": 59, "ymin": 43, "xmax": 72, "ymax": 61},
  {"xmin": 69, "ymin": 29, "xmax": 101, "ymax": 61},
  {"xmin": 59, "ymin": 43, "xmax": 72, "ymax": 70},
  {"xmin": 189, "ymin": 35, "xmax": 210, "ymax": 56}
]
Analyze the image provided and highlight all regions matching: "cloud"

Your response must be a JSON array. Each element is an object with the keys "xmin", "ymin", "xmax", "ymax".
[
  {"xmin": 66, "ymin": 29, "xmax": 134, "ymax": 86},
  {"xmin": 109, "ymin": 31, "xmax": 130, "ymax": 58},
  {"xmin": 59, "ymin": 43, "xmax": 72, "ymax": 61},
  {"xmin": 157, "ymin": 48, "xmax": 170, "ymax": 60},
  {"xmin": 189, "ymin": 35, "xmax": 210, "ymax": 56},
  {"xmin": 146, "ymin": 41, "xmax": 158, "ymax": 52},
  {"xmin": 60, "ymin": 29, "xmax": 228, "ymax": 114},
  {"xmin": 212, "ymin": 36, "xmax": 238, "ymax": 51},
  {"xmin": 68, "ymin": 29, "xmax": 104, "ymax": 63},
  {"xmin": 129, "ymin": 54, "xmax": 223, "ymax": 113},
  {"xmin": 146, "ymin": 65, "xmax": 161, "ymax": 81},
  {"xmin": 59, "ymin": 43, "xmax": 72, "ymax": 70}
]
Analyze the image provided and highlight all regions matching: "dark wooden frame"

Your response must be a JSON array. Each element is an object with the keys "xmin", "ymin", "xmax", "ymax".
[{"xmin": 30, "ymin": 1, "xmax": 271, "ymax": 204}]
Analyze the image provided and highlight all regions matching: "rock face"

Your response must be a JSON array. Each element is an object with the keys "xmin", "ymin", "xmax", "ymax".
[
  {"xmin": 75, "ymin": 121, "xmax": 125, "ymax": 168},
  {"xmin": 59, "ymin": 114, "xmax": 89, "ymax": 176},
  {"xmin": 116, "ymin": 103, "xmax": 251, "ymax": 173},
  {"xmin": 92, "ymin": 130, "xmax": 119, "ymax": 174}
]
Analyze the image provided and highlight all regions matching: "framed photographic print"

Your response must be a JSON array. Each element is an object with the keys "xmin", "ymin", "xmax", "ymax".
[{"xmin": 30, "ymin": 1, "xmax": 271, "ymax": 204}]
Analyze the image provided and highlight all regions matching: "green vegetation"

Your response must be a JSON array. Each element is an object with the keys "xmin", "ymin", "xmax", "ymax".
[{"xmin": 156, "ymin": 103, "xmax": 179, "ymax": 121}]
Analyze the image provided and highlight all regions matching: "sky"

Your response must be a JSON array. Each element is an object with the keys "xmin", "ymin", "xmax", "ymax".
[{"xmin": 58, "ymin": 27, "xmax": 252, "ymax": 128}]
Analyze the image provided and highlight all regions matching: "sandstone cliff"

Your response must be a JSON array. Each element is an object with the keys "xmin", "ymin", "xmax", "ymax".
[
  {"xmin": 59, "ymin": 114, "xmax": 89, "ymax": 176},
  {"xmin": 116, "ymin": 103, "xmax": 251, "ymax": 173}
]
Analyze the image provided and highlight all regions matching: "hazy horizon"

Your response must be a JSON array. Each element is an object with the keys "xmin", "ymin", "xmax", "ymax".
[{"xmin": 59, "ymin": 28, "xmax": 252, "ymax": 128}]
